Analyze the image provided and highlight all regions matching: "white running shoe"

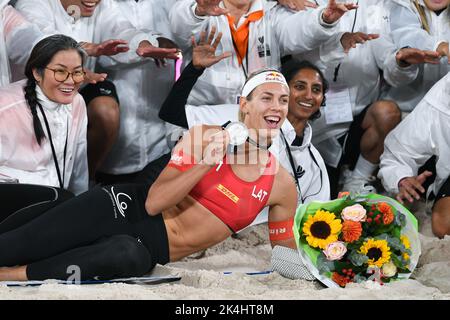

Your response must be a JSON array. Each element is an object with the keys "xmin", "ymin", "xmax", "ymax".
[{"xmin": 342, "ymin": 174, "xmax": 377, "ymax": 195}]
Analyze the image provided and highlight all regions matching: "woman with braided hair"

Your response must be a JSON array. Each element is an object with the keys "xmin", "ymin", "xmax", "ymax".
[{"xmin": 0, "ymin": 34, "xmax": 88, "ymax": 221}]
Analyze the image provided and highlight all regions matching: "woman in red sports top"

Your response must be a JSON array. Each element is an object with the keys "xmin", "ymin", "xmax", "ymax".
[
  {"xmin": 147, "ymin": 69, "xmax": 298, "ymax": 261},
  {"xmin": 0, "ymin": 30, "xmax": 297, "ymax": 282}
]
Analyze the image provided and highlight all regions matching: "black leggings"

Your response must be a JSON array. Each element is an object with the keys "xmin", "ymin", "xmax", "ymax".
[
  {"xmin": 0, "ymin": 184, "xmax": 169, "ymax": 281},
  {"xmin": 0, "ymin": 184, "xmax": 74, "ymax": 233}
]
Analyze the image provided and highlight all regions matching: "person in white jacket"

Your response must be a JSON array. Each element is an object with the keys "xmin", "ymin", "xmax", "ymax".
[
  {"xmin": 0, "ymin": 35, "xmax": 88, "ymax": 220},
  {"xmin": 168, "ymin": 0, "xmax": 357, "ymax": 107},
  {"xmin": 378, "ymin": 71, "xmax": 450, "ymax": 238},
  {"xmin": 382, "ymin": 0, "xmax": 450, "ymax": 112},
  {"xmin": 94, "ymin": 0, "xmax": 177, "ymax": 184},
  {"xmin": 293, "ymin": 0, "xmax": 436, "ymax": 197},
  {"xmin": 14, "ymin": 0, "xmax": 179, "ymax": 181},
  {"xmin": 0, "ymin": 0, "xmax": 43, "ymax": 86}
]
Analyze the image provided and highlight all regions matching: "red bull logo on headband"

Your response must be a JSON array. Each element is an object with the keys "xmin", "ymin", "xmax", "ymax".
[
  {"xmin": 241, "ymin": 70, "xmax": 289, "ymax": 98},
  {"xmin": 265, "ymin": 72, "xmax": 284, "ymax": 82}
]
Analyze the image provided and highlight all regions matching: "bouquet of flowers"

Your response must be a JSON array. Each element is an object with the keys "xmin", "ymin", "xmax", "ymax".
[{"xmin": 293, "ymin": 193, "xmax": 421, "ymax": 288}]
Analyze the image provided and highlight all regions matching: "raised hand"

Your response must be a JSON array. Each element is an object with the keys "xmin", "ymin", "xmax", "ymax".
[
  {"xmin": 340, "ymin": 32, "xmax": 379, "ymax": 53},
  {"xmin": 84, "ymin": 68, "xmax": 107, "ymax": 84},
  {"xmin": 81, "ymin": 39, "xmax": 129, "ymax": 57},
  {"xmin": 277, "ymin": 0, "xmax": 318, "ymax": 11},
  {"xmin": 396, "ymin": 170, "xmax": 433, "ymax": 204},
  {"xmin": 396, "ymin": 47, "xmax": 441, "ymax": 67},
  {"xmin": 154, "ymin": 37, "xmax": 181, "ymax": 68},
  {"xmin": 136, "ymin": 40, "xmax": 180, "ymax": 60},
  {"xmin": 195, "ymin": 0, "xmax": 228, "ymax": 16},
  {"xmin": 322, "ymin": 0, "xmax": 358, "ymax": 25},
  {"xmin": 436, "ymin": 41, "xmax": 450, "ymax": 64},
  {"xmin": 191, "ymin": 27, "xmax": 232, "ymax": 69}
]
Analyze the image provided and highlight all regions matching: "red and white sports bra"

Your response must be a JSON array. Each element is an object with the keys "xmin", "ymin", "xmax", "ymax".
[{"xmin": 168, "ymin": 150, "xmax": 277, "ymax": 232}]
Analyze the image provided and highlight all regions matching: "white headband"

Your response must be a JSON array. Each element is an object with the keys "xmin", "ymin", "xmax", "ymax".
[{"xmin": 241, "ymin": 70, "xmax": 289, "ymax": 98}]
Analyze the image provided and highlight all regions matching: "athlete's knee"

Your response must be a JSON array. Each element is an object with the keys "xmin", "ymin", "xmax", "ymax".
[
  {"xmin": 370, "ymin": 100, "xmax": 401, "ymax": 128},
  {"xmin": 432, "ymin": 199, "xmax": 450, "ymax": 238},
  {"xmin": 88, "ymin": 96, "xmax": 120, "ymax": 128},
  {"xmin": 108, "ymin": 235, "xmax": 152, "ymax": 276}
]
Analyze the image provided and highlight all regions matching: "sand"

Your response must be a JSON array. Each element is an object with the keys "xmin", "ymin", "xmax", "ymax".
[{"xmin": 0, "ymin": 202, "xmax": 449, "ymax": 300}]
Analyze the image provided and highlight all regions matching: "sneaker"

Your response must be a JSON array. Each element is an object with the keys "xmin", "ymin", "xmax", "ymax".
[
  {"xmin": 341, "ymin": 175, "xmax": 377, "ymax": 195},
  {"xmin": 338, "ymin": 165, "xmax": 352, "ymax": 185}
]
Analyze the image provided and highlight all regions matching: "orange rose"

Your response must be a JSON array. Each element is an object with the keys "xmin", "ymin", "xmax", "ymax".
[
  {"xmin": 377, "ymin": 202, "xmax": 394, "ymax": 225},
  {"xmin": 342, "ymin": 220, "xmax": 362, "ymax": 243}
]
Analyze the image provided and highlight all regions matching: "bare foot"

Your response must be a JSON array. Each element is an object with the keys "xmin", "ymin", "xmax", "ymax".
[{"xmin": 0, "ymin": 265, "xmax": 28, "ymax": 281}]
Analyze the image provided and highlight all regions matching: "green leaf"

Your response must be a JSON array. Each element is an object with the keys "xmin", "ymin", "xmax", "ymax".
[
  {"xmin": 353, "ymin": 274, "xmax": 368, "ymax": 283},
  {"xmin": 395, "ymin": 213, "xmax": 407, "ymax": 227},
  {"xmin": 386, "ymin": 236, "xmax": 405, "ymax": 252},
  {"xmin": 391, "ymin": 254, "xmax": 403, "ymax": 268},
  {"xmin": 348, "ymin": 250, "xmax": 368, "ymax": 267},
  {"xmin": 316, "ymin": 253, "xmax": 336, "ymax": 274}
]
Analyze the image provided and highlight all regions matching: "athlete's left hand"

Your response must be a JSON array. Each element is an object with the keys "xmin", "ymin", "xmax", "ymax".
[
  {"xmin": 154, "ymin": 37, "xmax": 181, "ymax": 68},
  {"xmin": 340, "ymin": 32, "xmax": 379, "ymax": 53},
  {"xmin": 83, "ymin": 69, "xmax": 107, "ymax": 84},
  {"xmin": 322, "ymin": 0, "xmax": 358, "ymax": 25},
  {"xmin": 81, "ymin": 39, "xmax": 130, "ymax": 57},
  {"xmin": 136, "ymin": 40, "xmax": 180, "ymax": 62}
]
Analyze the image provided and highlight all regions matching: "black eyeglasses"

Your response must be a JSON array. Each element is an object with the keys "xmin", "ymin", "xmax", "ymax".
[{"xmin": 45, "ymin": 68, "xmax": 85, "ymax": 83}]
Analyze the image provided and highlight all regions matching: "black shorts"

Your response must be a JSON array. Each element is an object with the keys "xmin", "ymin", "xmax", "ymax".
[
  {"xmin": 435, "ymin": 176, "xmax": 450, "ymax": 205},
  {"xmin": 339, "ymin": 105, "xmax": 370, "ymax": 170},
  {"xmin": 79, "ymin": 79, "xmax": 120, "ymax": 106}
]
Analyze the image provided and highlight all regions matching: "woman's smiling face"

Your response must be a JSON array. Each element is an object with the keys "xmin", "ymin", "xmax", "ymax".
[{"xmin": 288, "ymin": 68, "xmax": 324, "ymax": 122}]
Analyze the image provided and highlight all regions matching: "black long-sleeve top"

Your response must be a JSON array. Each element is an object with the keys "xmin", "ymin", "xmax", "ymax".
[{"xmin": 158, "ymin": 62, "xmax": 205, "ymax": 129}]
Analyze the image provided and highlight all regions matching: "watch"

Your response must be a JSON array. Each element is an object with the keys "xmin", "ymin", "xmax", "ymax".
[{"xmin": 225, "ymin": 121, "xmax": 249, "ymax": 146}]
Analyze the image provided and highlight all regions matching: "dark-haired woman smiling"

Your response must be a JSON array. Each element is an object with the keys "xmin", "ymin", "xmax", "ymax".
[{"xmin": 0, "ymin": 34, "xmax": 88, "ymax": 220}]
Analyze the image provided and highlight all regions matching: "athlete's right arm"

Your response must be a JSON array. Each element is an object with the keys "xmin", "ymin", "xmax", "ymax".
[{"xmin": 145, "ymin": 125, "xmax": 228, "ymax": 215}]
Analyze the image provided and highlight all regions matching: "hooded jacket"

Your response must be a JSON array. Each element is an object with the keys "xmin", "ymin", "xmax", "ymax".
[{"xmin": 379, "ymin": 71, "xmax": 450, "ymax": 197}]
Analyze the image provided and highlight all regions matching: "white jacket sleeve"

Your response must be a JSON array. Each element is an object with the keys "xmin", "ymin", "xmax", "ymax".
[
  {"xmin": 14, "ymin": 0, "xmax": 59, "ymax": 35},
  {"xmin": 4, "ymin": 6, "xmax": 44, "ymax": 66},
  {"xmin": 271, "ymin": 6, "xmax": 339, "ymax": 56},
  {"xmin": 169, "ymin": 0, "xmax": 208, "ymax": 51},
  {"xmin": 390, "ymin": 3, "xmax": 440, "ymax": 51},
  {"xmin": 68, "ymin": 102, "xmax": 88, "ymax": 195},
  {"xmin": 378, "ymin": 101, "xmax": 436, "ymax": 194}
]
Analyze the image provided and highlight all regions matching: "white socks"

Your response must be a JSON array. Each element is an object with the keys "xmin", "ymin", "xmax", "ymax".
[{"xmin": 353, "ymin": 155, "xmax": 377, "ymax": 179}]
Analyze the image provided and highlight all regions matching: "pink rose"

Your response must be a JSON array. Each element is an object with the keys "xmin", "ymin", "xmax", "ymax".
[
  {"xmin": 323, "ymin": 241, "xmax": 347, "ymax": 261},
  {"xmin": 341, "ymin": 204, "xmax": 367, "ymax": 222}
]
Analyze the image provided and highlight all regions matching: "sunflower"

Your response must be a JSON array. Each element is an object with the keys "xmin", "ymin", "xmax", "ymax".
[
  {"xmin": 303, "ymin": 210, "xmax": 342, "ymax": 249},
  {"xmin": 360, "ymin": 239, "xmax": 391, "ymax": 267}
]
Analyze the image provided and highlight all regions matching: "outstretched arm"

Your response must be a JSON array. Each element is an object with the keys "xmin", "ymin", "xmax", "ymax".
[{"xmin": 159, "ymin": 27, "xmax": 231, "ymax": 128}]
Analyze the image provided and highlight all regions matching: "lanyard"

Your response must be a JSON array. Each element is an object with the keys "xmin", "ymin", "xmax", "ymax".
[
  {"xmin": 280, "ymin": 129, "xmax": 323, "ymax": 204},
  {"xmin": 333, "ymin": 1, "xmax": 359, "ymax": 82},
  {"xmin": 230, "ymin": 36, "xmax": 249, "ymax": 79},
  {"xmin": 38, "ymin": 104, "xmax": 68, "ymax": 189}
]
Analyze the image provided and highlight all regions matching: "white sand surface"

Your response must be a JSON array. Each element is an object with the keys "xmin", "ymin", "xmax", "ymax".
[{"xmin": 0, "ymin": 202, "xmax": 449, "ymax": 300}]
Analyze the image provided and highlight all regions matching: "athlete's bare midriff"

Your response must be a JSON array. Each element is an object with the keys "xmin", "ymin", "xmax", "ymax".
[{"xmin": 162, "ymin": 195, "xmax": 233, "ymax": 261}]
